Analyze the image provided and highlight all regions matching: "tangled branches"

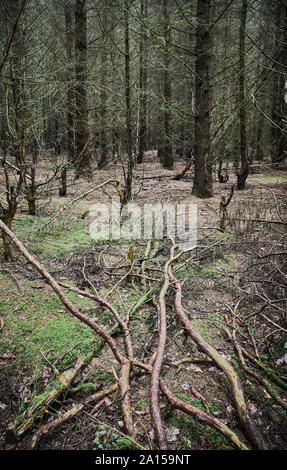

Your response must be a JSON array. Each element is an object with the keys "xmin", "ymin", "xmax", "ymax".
[{"xmin": 1, "ymin": 219, "xmax": 275, "ymax": 450}]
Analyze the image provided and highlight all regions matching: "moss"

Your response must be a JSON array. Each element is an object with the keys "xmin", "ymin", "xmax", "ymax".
[
  {"xmin": 135, "ymin": 399, "xmax": 149, "ymax": 411},
  {"xmin": 115, "ymin": 436, "xmax": 136, "ymax": 450},
  {"xmin": 0, "ymin": 281, "xmax": 97, "ymax": 373},
  {"xmin": 13, "ymin": 215, "xmax": 92, "ymax": 259}
]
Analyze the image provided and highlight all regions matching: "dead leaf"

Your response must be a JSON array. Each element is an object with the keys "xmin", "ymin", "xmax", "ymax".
[
  {"xmin": 276, "ymin": 354, "xmax": 287, "ymax": 367},
  {"xmin": 1, "ymin": 353, "xmax": 15, "ymax": 359},
  {"xmin": 247, "ymin": 401, "xmax": 257, "ymax": 414},
  {"xmin": 0, "ymin": 318, "xmax": 4, "ymax": 330},
  {"xmin": 224, "ymin": 314, "xmax": 230, "ymax": 324},
  {"xmin": 166, "ymin": 427, "xmax": 180, "ymax": 442},
  {"xmin": 31, "ymin": 285, "xmax": 44, "ymax": 289},
  {"xmin": 188, "ymin": 364, "xmax": 203, "ymax": 373}
]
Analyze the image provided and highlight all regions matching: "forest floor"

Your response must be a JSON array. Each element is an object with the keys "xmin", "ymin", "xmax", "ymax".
[{"xmin": 0, "ymin": 151, "xmax": 287, "ymax": 451}]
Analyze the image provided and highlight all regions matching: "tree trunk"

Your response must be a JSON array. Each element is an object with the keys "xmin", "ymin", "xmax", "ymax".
[
  {"xmin": 1, "ymin": 188, "xmax": 17, "ymax": 261},
  {"xmin": 161, "ymin": 0, "xmax": 173, "ymax": 170},
  {"xmin": 65, "ymin": 5, "xmax": 75, "ymax": 163},
  {"xmin": 271, "ymin": 4, "xmax": 287, "ymax": 166},
  {"xmin": 74, "ymin": 0, "xmax": 92, "ymax": 179},
  {"xmin": 137, "ymin": 0, "xmax": 148, "ymax": 164},
  {"xmin": 123, "ymin": 0, "xmax": 134, "ymax": 204},
  {"xmin": 98, "ymin": 5, "xmax": 108, "ymax": 169},
  {"xmin": 255, "ymin": 116, "xmax": 264, "ymax": 162},
  {"xmin": 237, "ymin": 0, "xmax": 249, "ymax": 190},
  {"xmin": 192, "ymin": 0, "xmax": 213, "ymax": 198}
]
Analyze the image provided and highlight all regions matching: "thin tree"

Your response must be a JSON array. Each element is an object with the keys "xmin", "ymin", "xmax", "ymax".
[
  {"xmin": 97, "ymin": 3, "xmax": 108, "ymax": 169},
  {"xmin": 137, "ymin": 0, "xmax": 148, "ymax": 165},
  {"xmin": 271, "ymin": 2, "xmax": 287, "ymax": 167},
  {"xmin": 123, "ymin": 0, "xmax": 134, "ymax": 204},
  {"xmin": 237, "ymin": 0, "xmax": 248, "ymax": 190},
  {"xmin": 74, "ymin": 0, "xmax": 92, "ymax": 179},
  {"xmin": 192, "ymin": 0, "xmax": 213, "ymax": 198}
]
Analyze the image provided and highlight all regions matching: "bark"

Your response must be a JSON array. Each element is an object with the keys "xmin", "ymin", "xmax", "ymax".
[
  {"xmin": 0, "ymin": 189, "xmax": 17, "ymax": 262},
  {"xmin": 29, "ymin": 383, "xmax": 119, "ymax": 450},
  {"xmin": 160, "ymin": 0, "xmax": 173, "ymax": 170},
  {"xmin": 123, "ymin": 0, "xmax": 134, "ymax": 204},
  {"xmin": 173, "ymin": 157, "xmax": 193, "ymax": 180},
  {"xmin": 237, "ymin": 0, "xmax": 249, "ymax": 190},
  {"xmin": 219, "ymin": 185, "xmax": 234, "ymax": 232},
  {"xmin": 137, "ymin": 0, "xmax": 148, "ymax": 164},
  {"xmin": 6, "ymin": 357, "xmax": 87, "ymax": 443},
  {"xmin": 192, "ymin": 0, "xmax": 213, "ymax": 198},
  {"xmin": 65, "ymin": 4, "xmax": 75, "ymax": 163},
  {"xmin": 271, "ymin": 4, "xmax": 287, "ymax": 166},
  {"xmin": 255, "ymin": 116, "xmax": 264, "ymax": 162},
  {"xmin": 98, "ymin": 5, "xmax": 108, "ymax": 169},
  {"xmin": 136, "ymin": 360, "xmax": 249, "ymax": 451},
  {"xmin": 74, "ymin": 0, "xmax": 92, "ymax": 179},
  {"xmin": 59, "ymin": 167, "xmax": 67, "ymax": 197},
  {"xmin": 149, "ymin": 244, "xmax": 176, "ymax": 449}
]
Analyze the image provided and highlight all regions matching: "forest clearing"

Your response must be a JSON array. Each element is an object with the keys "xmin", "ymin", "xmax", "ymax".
[{"xmin": 0, "ymin": 0, "xmax": 287, "ymax": 455}]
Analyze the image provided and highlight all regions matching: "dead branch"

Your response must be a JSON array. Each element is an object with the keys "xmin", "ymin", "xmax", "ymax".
[
  {"xmin": 0, "ymin": 219, "xmax": 135, "ymax": 438},
  {"xmin": 225, "ymin": 327, "xmax": 287, "ymax": 412},
  {"xmin": 29, "ymin": 382, "xmax": 118, "ymax": 450},
  {"xmin": 172, "ymin": 157, "xmax": 193, "ymax": 180},
  {"xmin": 36, "ymin": 179, "xmax": 118, "ymax": 233},
  {"xmin": 219, "ymin": 185, "xmax": 234, "ymax": 232},
  {"xmin": 6, "ymin": 356, "xmax": 87, "ymax": 443},
  {"xmin": 149, "ymin": 242, "xmax": 176, "ymax": 449},
  {"xmin": 167, "ymin": 240, "xmax": 268, "ymax": 450},
  {"xmin": 135, "ymin": 360, "xmax": 249, "ymax": 451}
]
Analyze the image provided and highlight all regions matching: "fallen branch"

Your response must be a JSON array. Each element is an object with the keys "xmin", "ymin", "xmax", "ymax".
[
  {"xmin": 6, "ymin": 356, "xmax": 87, "ymax": 443},
  {"xmin": 225, "ymin": 327, "xmax": 287, "ymax": 412},
  {"xmin": 29, "ymin": 382, "xmax": 118, "ymax": 450},
  {"xmin": 167, "ymin": 240, "xmax": 268, "ymax": 450},
  {"xmin": 135, "ymin": 158, "xmax": 193, "ymax": 183},
  {"xmin": 36, "ymin": 179, "xmax": 118, "ymax": 232},
  {"xmin": 135, "ymin": 360, "xmax": 249, "ymax": 451},
  {"xmin": 0, "ymin": 219, "xmax": 135, "ymax": 438},
  {"xmin": 149, "ymin": 242, "xmax": 176, "ymax": 449},
  {"xmin": 172, "ymin": 158, "xmax": 193, "ymax": 180}
]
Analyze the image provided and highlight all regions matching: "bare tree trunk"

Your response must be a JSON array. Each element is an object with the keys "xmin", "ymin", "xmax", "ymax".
[
  {"xmin": 65, "ymin": 4, "xmax": 75, "ymax": 164},
  {"xmin": 0, "ymin": 0, "xmax": 26, "ymax": 259},
  {"xmin": 271, "ymin": 3, "xmax": 287, "ymax": 167},
  {"xmin": 98, "ymin": 5, "xmax": 108, "ymax": 169},
  {"xmin": 0, "ymin": 186, "xmax": 17, "ymax": 262},
  {"xmin": 237, "ymin": 0, "xmax": 249, "ymax": 190},
  {"xmin": 161, "ymin": 0, "xmax": 173, "ymax": 170},
  {"xmin": 255, "ymin": 116, "xmax": 264, "ymax": 162},
  {"xmin": 74, "ymin": 0, "xmax": 92, "ymax": 179},
  {"xmin": 123, "ymin": 0, "xmax": 134, "ymax": 204},
  {"xmin": 192, "ymin": 0, "xmax": 213, "ymax": 198},
  {"xmin": 137, "ymin": 0, "xmax": 148, "ymax": 164}
]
